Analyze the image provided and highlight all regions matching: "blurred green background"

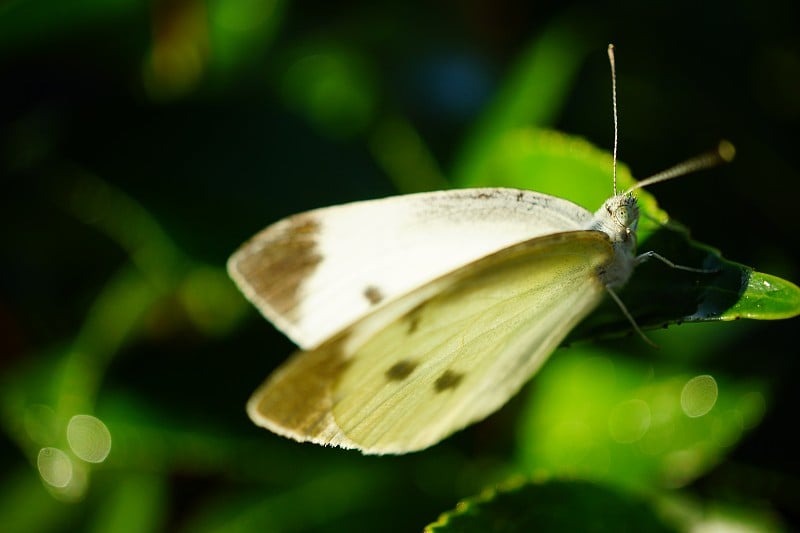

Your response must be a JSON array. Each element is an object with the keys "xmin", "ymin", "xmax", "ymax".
[{"xmin": 1, "ymin": 0, "xmax": 799, "ymax": 531}]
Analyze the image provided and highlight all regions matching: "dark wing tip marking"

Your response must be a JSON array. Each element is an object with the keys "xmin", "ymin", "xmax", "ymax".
[
  {"xmin": 233, "ymin": 215, "xmax": 322, "ymax": 320},
  {"xmin": 364, "ymin": 285, "xmax": 384, "ymax": 305},
  {"xmin": 434, "ymin": 369, "xmax": 464, "ymax": 393},
  {"xmin": 385, "ymin": 359, "xmax": 418, "ymax": 381}
]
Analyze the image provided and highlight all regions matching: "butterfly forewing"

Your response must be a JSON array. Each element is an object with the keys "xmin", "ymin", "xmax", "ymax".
[
  {"xmin": 248, "ymin": 231, "xmax": 614, "ymax": 454},
  {"xmin": 228, "ymin": 188, "xmax": 593, "ymax": 350}
]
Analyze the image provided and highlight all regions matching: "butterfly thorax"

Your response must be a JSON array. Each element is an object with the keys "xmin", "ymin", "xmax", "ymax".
[{"xmin": 587, "ymin": 194, "xmax": 639, "ymax": 288}]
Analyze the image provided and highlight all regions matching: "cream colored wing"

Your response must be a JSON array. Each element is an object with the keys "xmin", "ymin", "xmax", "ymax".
[
  {"xmin": 227, "ymin": 188, "xmax": 593, "ymax": 350},
  {"xmin": 247, "ymin": 230, "xmax": 614, "ymax": 454}
]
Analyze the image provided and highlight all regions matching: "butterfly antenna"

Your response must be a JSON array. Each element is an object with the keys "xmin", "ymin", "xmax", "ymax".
[
  {"xmin": 608, "ymin": 44, "xmax": 619, "ymax": 196},
  {"xmin": 624, "ymin": 140, "xmax": 736, "ymax": 195}
]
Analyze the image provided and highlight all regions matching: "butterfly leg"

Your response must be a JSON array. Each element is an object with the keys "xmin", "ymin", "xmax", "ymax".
[
  {"xmin": 604, "ymin": 286, "xmax": 657, "ymax": 348},
  {"xmin": 635, "ymin": 251, "xmax": 718, "ymax": 273}
]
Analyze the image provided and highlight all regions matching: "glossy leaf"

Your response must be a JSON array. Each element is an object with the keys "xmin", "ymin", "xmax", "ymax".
[
  {"xmin": 426, "ymin": 479, "xmax": 674, "ymax": 532},
  {"xmin": 454, "ymin": 126, "xmax": 800, "ymax": 336}
]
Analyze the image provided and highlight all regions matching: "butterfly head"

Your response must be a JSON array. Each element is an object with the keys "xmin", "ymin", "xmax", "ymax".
[
  {"xmin": 610, "ymin": 194, "xmax": 639, "ymax": 232},
  {"xmin": 587, "ymin": 193, "xmax": 640, "ymax": 288},
  {"xmin": 592, "ymin": 193, "xmax": 640, "ymax": 247}
]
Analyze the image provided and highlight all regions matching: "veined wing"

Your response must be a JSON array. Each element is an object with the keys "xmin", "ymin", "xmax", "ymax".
[
  {"xmin": 247, "ymin": 230, "xmax": 613, "ymax": 454},
  {"xmin": 228, "ymin": 188, "xmax": 593, "ymax": 349}
]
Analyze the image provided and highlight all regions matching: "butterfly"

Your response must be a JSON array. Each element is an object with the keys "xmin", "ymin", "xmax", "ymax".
[{"xmin": 227, "ymin": 45, "xmax": 732, "ymax": 454}]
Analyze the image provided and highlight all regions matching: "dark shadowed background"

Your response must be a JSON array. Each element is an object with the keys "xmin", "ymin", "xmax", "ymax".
[{"xmin": 1, "ymin": 0, "xmax": 799, "ymax": 531}]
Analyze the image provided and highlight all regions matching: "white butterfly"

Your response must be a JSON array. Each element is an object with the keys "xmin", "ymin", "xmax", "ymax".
[{"xmin": 227, "ymin": 45, "xmax": 731, "ymax": 454}]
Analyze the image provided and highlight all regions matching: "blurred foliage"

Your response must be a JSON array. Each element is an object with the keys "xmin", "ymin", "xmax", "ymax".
[{"xmin": 2, "ymin": 0, "xmax": 800, "ymax": 532}]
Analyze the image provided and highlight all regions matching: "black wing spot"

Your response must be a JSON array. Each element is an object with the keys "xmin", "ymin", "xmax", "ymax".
[
  {"xmin": 364, "ymin": 285, "xmax": 384, "ymax": 305},
  {"xmin": 434, "ymin": 370, "xmax": 464, "ymax": 392},
  {"xmin": 406, "ymin": 302, "xmax": 425, "ymax": 334},
  {"xmin": 386, "ymin": 360, "xmax": 418, "ymax": 381}
]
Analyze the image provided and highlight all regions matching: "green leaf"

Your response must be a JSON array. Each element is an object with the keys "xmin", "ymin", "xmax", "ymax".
[
  {"xmin": 452, "ymin": 24, "xmax": 592, "ymax": 186},
  {"xmin": 425, "ymin": 478, "xmax": 674, "ymax": 532},
  {"xmin": 568, "ymin": 225, "xmax": 738, "ymax": 341},
  {"xmin": 453, "ymin": 128, "xmax": 664, "ymax": 241},
  {"xmin": 571, "ymin": 223, "xmax": 800, "ymax": 341},
  {"xmin": 515, "ymin": 351, "xmax": 768, "ymax": 490},
  {"xmin": 720, "ymin": 271, "xmax": 800, "ymax": 320},
  {"xmin": 451, "ymin": 126, "xmax": 800, "ymax": 337}
]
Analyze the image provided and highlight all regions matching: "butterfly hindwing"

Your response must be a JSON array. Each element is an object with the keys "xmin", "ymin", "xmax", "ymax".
[{"xmin": 248, "ymin": 231, "xmax": 614, "ymax": 454}]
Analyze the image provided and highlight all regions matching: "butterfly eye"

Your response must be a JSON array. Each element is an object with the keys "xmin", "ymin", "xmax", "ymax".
[{"xmin": 615, "ymin": 206, "xmax": 629, "ymax": 227}]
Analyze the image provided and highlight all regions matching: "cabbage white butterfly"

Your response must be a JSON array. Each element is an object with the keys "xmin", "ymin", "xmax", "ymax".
[{"xmin": 228, "ymin": 45, "xmax": 732, "ymax": 454}]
